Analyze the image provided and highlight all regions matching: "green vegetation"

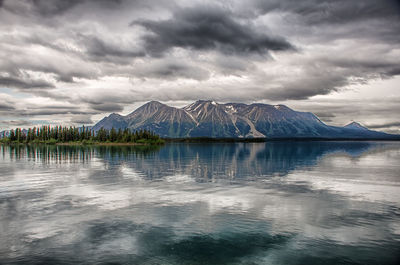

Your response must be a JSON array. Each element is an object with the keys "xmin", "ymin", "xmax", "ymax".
[{"xmin": 0, "ymin": 126, "xmax": 164, "ymax": 145}]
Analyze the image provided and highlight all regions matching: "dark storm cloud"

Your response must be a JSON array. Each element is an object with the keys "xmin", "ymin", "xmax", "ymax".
[
  {"xmin": 135, "ymin": 60, "xmax": 210, "ymax": 81},
  {"xmin": 31, "ymin": 0, "xmax": 123, "ymax": 16},
  {"xmin": 263, "ymin": 53, "xmax": 400, "ymax": 100},
  {"xmin": 264, "ymin": 73, "xmax": 348, "ymax": 101},
  {"xmin": 0, "ymin": 76, "xmax": 54, "ymax": 89},
  {"xmin": 0, "ymin": 34, "xmax": 99, "ymax": 83},
  {"xmin": 150, "ymin": 63, "xmax": 199, "ymax": 78},
  {"xmin": 252, "ymin": 0, "xmax": 400, "ymax": 24},
  {"xmin": 324, "ymin": 56, "xmax": 400, "ymax": 79},
  {"xmin": 31, "ymin": 0, "xmax": 82, "ymax": 15},
  {"xmin": 241, "ymin": 0, "xmax": 400, "ymax": 102},
  {"xmin": 0, "ymin": 0, "xmax": 399, "ymax": 131},
  {"xmin": 79, "ymin": 35, "xmax": 145, "ymax": 62},
  {"xmin": 132, "ymin": 6, "xmax": 294, "ymax": 56}
]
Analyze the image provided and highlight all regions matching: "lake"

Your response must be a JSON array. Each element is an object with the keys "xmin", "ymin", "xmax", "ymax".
[{"xmin": 0, "ymin": 142, "xmax": 400, "ymax": 264}]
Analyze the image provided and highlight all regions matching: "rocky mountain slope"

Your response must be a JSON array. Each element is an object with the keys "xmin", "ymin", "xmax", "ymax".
[{"xmin": 92, "ymin": 100, "xmax": 395, "ymax": 139}]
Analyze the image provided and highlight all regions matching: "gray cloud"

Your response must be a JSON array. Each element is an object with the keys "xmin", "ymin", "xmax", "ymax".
[
  {"xmin": 0, "ymin": 0, "xmax": 399, "ymax": 132},
  {"xmin": 79, "ymin": 34, "xmax": 145, "ymax": 63},
  {"xmin": 89, "ymin": 103, "xmax": 124, "ymax": 113},
  {"xmin": 31, "ymin": 0, "xmax": 82, "ymax": 16},
  {"xmin": 313, "ymin": 112, "xmax": 335, "ymax": 123},
  {"xmin": 247, "ymin": 0, "xmax": 400, "ymax": 47},
  {"xmin": 134, "ymin": 60, "xmax": 210, "ymax": 81},
  {"xmin": 366, "ymin": 122, "xmax": 400, "ymax": 129},
  {"xmin": 19, "ymin": 109, "xmax": 94, "ymax": 116},
  {"xmin": 0, "ymin": 104, "xmax": 14, "ymax": 111},
  {"xmin": 0, "ymin": 97, "xmax": 15, "ymax": 111},
  {"xmin": 284, "ymin": 97, "xmax": 400, "ymax": 130},
  {"xmin": 262, "ymin": 51, "xmax": 400, "ymax": 100},
  {"xmin": 0, "ymin": 34, "xmax": 100, "ymax": 84},
  {"xmin": 8, "ymin": 0, "xmax": 124, "ymax": 17},
  {"xmin": 70, "ymin": 114, "xmax": 93, "ymax": 125},
  {"xmin": 132, "ymin": 6, "xmax": 294, "ymax": 57},
  {"xmin": 252, "ymin": 0, "xmax": 400, "ymax": 24},
  {"xmin": 0, "ymin": 76, "xmax": 54, "ymax": 90},
  {"xmin": 0, "ymin": 104, "xmax": 97, "ymax": 117},
  {"xmin": 260, "ymin": 67, "xmax": 349, "ymax": 101},
  {"xmin": 1, "ymin": 120, "xmax": 32, "ymax": 126}
]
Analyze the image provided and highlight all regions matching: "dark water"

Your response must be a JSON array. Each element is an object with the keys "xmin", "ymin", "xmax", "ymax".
[{"xmin": 1, "ymin": 142, "xmax": 400, "ymax": 265}]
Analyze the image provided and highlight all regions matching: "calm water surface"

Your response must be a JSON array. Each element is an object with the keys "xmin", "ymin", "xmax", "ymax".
[{"xmin": 0, "ymin": 142, "xmax": 400, "ymax": 264}]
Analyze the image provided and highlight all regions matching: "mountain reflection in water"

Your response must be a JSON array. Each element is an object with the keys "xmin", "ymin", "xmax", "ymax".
[
  {"xmin": 1, "ymin": 141, "xmax": 377, "ymax": 179},
  {"xmin": 0, "ymin": 142, "xmax": 399, "ymax": 265}
]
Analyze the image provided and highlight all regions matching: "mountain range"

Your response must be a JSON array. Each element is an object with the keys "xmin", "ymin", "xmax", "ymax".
[{"xmin": 92, "ymin": 100, "xmax": 397, "ymax": 139}]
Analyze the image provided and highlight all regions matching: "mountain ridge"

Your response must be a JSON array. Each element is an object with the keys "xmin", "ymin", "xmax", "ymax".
[{"xmin": 91, "ymin": 100, "xmax": 398, "ymax": 139}]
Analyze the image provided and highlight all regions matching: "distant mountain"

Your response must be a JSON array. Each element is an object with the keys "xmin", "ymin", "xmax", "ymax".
[
  {"xmin": 92, "ymin": 113, "xmax": 128, "ymax": 132},
  {"xmin": 126, "ymin": 101, "xmax": 196, "ymax": 137},
  {"xmin": 344, "ymin": 121, "xmax": 369, "ymax": 131},
  {"xmin": 92, "ymin": 100, "xmax": 398, "ymax": 139},
  {"xmin": 341, "ymin": 121, "xmax": 389, "ymax": 138}
]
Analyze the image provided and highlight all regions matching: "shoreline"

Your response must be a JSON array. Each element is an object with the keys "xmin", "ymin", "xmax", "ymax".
[
  {"xmin": 1, "ymin": 137, "xmax": 400, "ymax": 146},
  {"xmin": 55, "ymin": 142, "xmax": 151, "ymax": 146},
  {"xmin": 163, "ymin": 137, "xmax": 400, "ymax": 143},
  {"xmin": 0, "ymin": 141, "xmax": 164, "ymax": 146}
]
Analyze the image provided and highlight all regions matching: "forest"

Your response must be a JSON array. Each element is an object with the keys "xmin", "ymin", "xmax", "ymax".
[{"xmin": 0, "ymin": 126, "xmax": 164, "ymax": 145}]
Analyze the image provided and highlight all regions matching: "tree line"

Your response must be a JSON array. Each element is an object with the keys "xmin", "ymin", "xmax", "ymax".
[{"xmin": 1, "ymin": 126, "xmax": 163, "ymax": 144}]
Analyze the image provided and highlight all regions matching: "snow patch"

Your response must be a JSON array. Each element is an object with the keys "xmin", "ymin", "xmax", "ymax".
[
  {"xmin": 240, "ymin": 117, "xmax": 265, "ymax": 138},
  {"xmin": 184, "ymin": 110, "xmax": 199, "ymax": 125},
  {"xmin": 194, "ymin": 103, "xmax": 202, "ymax": 111},
  {"xmin": 185, "ymin": 103, "xmax": 195, "ymax": 111},
  {"xmin": 225, "ymin": 105, "xmax": 237, "ymax": 113}
]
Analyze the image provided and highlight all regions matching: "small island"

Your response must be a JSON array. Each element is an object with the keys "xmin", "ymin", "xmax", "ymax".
[{"xmin": 0, "ymin": 126, "xmax": 164, "ymax": 146}]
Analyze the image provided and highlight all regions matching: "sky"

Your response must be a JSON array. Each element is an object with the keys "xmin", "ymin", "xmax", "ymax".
[{"xmin": 0, "ymin": 0, "xmax": 399, "ymax": 133}]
